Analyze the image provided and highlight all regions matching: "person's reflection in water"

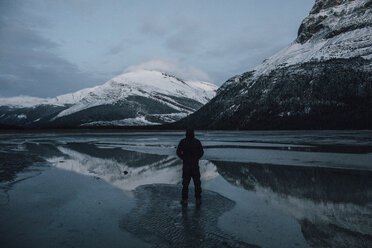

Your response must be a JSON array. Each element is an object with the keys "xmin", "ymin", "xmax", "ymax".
[
  {"xmin": 181, "ymin": 204, "xmax": 204, "ymax": 246},
  {"xmin": 177, "ymin": 128, "xmax": 204, "ymax": 206}
]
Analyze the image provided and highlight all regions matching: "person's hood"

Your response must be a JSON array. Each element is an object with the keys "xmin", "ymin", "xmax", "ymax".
[{"xmin": 186, "ymin": 128, "xmax": 195, "ymax": 139}]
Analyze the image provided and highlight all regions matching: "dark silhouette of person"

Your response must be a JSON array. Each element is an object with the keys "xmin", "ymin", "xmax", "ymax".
[{"xmin": 177, "ymin": 128, "xmax": 204, "ymax": 205}]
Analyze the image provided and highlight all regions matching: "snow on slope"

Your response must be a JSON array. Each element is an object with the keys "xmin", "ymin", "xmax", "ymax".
[
  {"xmin": 252, "ymin": 0, "xmax": 372, "ymax": 78},
  {"xmin": 80, "ymin": 113, "xmax": 188, "ymax": 127},
  {"xmin": 80, "ymin": 116, "xmax": 160, "ymax": 127},
  {"xmin": 0, "ymin": 70, "xmax": 217, "ymax": 117},
  {"xmin": 185, "ymin": 80, "xmax": 218, "ymax": 101},
  {"xmin": 54, "ymin": 70, "xmax": 217, "ymax": 118},
  {"xmin": 0, "ymin": 96, "xmax": 49, "ymax": 108},
  {"xmin": 104, "ymin": 70, "xmax": 216, "ymax": 105},
  {"xmin": 0, "ymin": 87, "xmax": 97, "ymax": 108}
]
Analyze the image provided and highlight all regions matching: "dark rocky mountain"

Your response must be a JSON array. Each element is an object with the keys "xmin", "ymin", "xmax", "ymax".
[{"xmin": 174, "ymin": 0, "xmax": 372, "ymax": 130}]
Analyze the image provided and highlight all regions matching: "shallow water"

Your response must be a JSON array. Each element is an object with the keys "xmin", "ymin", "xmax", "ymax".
[{"xmin": 0, "ymin": 131, "xmax": 371, "ymax": 247}]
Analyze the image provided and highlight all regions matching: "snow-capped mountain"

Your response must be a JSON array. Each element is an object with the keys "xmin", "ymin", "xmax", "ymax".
[
  {"xmin": 0, "ymin": 70, "xmax": 217, "ymax": 128},
  {"xmin": 175, "ymin": 0, "xmax": 372, "ymax": 130},
  {"xmin": 252, "ymin": 0, "xmax": 371, "ymax": 77}
]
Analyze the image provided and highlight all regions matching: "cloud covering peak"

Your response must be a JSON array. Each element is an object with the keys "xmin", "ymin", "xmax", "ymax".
[{"xmin": 125, "ymin": 59, "xmax": 211, "ymax": 82}]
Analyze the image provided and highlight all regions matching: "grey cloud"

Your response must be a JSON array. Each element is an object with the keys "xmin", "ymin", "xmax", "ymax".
[
  {"xmin": 235, "ymin": 43, "xmax": 290, "ymax": 69},
  {"xmin": 166, "ymin": 30, "xmax": 203, "ymax": 54},
  {"xmin": 125, "ymin": 58, "xmax": 211, "ymax": 82},
  {"xmin": 0, "ymin": 24, "xmax": 57, "ymax": 51},
  {"xmin": 206, "ymin": 43, "xmax": 289, "ymax": 85},
  {"xmin": 107, "ymin": 41, "xmax": 127, "ymax": 56},
  {"xmin": 195, "ymin": 33, "xmax": 289, "ymax": 85},
  {"xmin": 140, "ymin": 17, "xmax": 168, "ymax": 36},
  {"xmin": 0, "ymin": 19, "xmax": 95, "ymax": 97},
  {"xmin": 139, "ymin": 14, "xmax": 205, "ymax": 54},
  {"xmin": 202, "ymin": 35, "xmax": 273, "ymax": 60},
  {"xmin": 165, "ymin": 18, "xmax": 205, "ymax": 54},
  {"xmin": 106, "ymin": 38, "xmax": 141, "ymax": 56}
]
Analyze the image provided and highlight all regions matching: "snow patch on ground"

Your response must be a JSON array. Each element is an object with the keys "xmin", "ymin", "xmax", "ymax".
[
  {"xmin": 149, "ymin": 112, "xmax": 188, "ymax": 123},
  {"xmin": 80, "ymin": 116, "xmax": 160, "ymax": 127}
]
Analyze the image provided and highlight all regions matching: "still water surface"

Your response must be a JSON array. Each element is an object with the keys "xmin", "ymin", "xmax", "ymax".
[{"xmin": 0, "ymin": 131, "xmax": 371, "ymax": 247}]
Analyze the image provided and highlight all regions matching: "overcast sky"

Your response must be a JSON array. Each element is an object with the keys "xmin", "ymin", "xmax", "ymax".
[{"xmin": 0, "ymin": 0, "xmax": 315, "ymax": 98}]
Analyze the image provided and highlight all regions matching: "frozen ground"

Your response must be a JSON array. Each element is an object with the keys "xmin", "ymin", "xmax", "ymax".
[{"xmin": 0, "ymin": 130, "xmax": 371, "ymax": 248}]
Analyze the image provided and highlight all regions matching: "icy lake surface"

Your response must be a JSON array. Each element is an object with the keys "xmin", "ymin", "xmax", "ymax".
[{"xmin": 0, "ymin": 130, "xmax": 371, "ymax": 248}]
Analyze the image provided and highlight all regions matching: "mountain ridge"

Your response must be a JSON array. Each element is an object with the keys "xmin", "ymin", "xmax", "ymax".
[
  {"xmin": 172, "ymin": 0, "xmax": 372, "ymax": 130},
  {"xmin": 0, "ymin": 70, "xmax": 217, "ymax": 128}
]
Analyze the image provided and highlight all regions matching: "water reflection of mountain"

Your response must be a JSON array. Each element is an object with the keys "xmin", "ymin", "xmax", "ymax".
[
  {"xmin": 214, "ymin": 161, "xmax": 372, "ymax": 248},
  {"xmin": 300, "ymin": 219, "xmax": 371, "ymax": 248},
  {"xmin": 33, "ymin": 142, "xmax": 218, "ymax": 191},
  {"xmin": 214, "ymin": 161, "xmax": 372, "ymax": 205},
  {"xmin": 66, "ymin": 142, "xmax": 171, "ymax": 167}
]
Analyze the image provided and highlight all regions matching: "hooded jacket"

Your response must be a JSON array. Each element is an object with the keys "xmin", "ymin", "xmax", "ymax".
[{"xmin": 176, "ymin": 129, "xmax": 204, "ymax": 165}]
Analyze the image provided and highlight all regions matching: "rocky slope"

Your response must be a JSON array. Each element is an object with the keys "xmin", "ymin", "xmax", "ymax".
[
  {"xmin": 175, "ymin": 0, "xmax": 372, "ymax": 130},
  {"xmin": 0, "ymin": 70, "xmax": 217, "ymax": 128}
]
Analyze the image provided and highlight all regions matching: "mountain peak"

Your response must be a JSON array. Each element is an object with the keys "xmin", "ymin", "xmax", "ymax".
[
  {"xmin": 251, "ymin": 0, "xmax": 371, "ymax": 78},
  {"xmin": 0, "ymin": 69, "xmax": 218, "ymax": 128},
  {"xmin": 103, "ymin": 69, "xmax": 217, "ymax": 104},
  {"xmin": 109, "ymin": 70, "xmax": 186, "ymax": 89},
  {"xmin": 296, "ymin": 0, "xmax": 371, "ymax": 44},
  {"xmin": 173, "ymin": 0, "xmax": 372, "ymax": 130}
]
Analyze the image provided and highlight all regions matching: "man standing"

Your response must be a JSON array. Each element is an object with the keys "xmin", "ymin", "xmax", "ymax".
[{"xmin": 177, "ymin": 128, "xmax": 204, "ymax": 205}]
